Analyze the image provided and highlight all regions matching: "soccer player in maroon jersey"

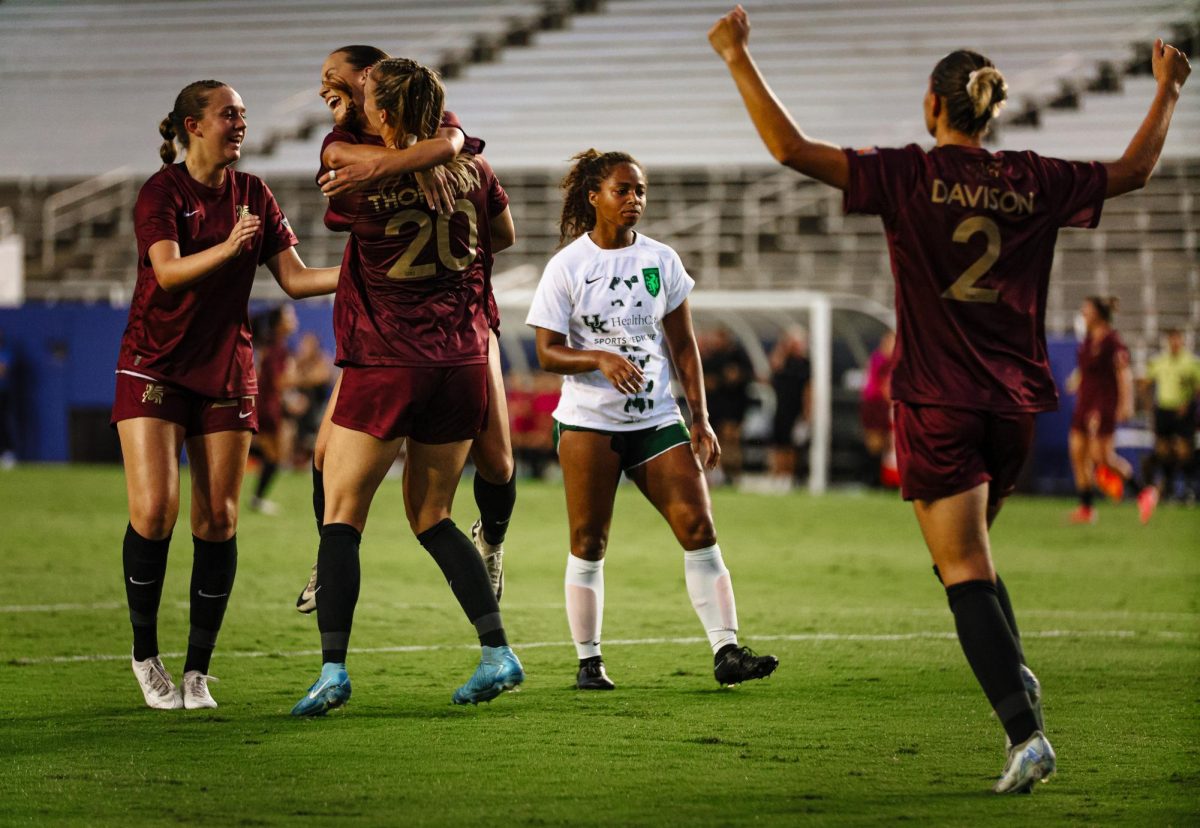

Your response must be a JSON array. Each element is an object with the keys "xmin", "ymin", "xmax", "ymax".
[
  {"xmin": 294, "ymin": 45, "xmax": 515, "ymax": 613},
  {"xmin": 249, "ymin": 304, "xmax": 300, "ymax": 516},
  {"xmin": 114, "ymin": 80, "xmax": 339, "ymax": 711},
  {"xmin": 710, "ymin": 4, "xmax": 1190, "ymax": 793},
  {"xmin": 290, "ymin": 59, "xmax": 522, "ymax": 716},
  {"xmin": 1067, "ymin": 296, "xmax": 1134, "ymax": 523}
]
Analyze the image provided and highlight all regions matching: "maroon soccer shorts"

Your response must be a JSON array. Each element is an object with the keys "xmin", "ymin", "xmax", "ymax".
[
  {"xmin": 1069, "ymin": 404, "xmax": 1116, "ymax": 438},
  {"xmin": 333, "ymin": 363, "xmax": 489, "ymax": 444},
  {"xmin": 893, "ymin": 402, "xmax": 1034, "ymax": 505},
  {"xmin": 111, "ymin": 372, "xmax": 258, "ymax": 436}
]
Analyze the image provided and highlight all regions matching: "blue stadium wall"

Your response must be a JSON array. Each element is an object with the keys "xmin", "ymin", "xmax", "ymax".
[{"xmin": 0, "ymin": 303, "xmax": 1110, "ymax": 493}]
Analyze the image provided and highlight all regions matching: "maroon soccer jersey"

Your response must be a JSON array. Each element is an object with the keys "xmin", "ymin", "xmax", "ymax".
[
  {"xmin": 1075, "ymin": 329, "xmax": 1127, "ymax": 415},
  {"xmin": 844, "ymin": 144, "xmax": 1107, "ymax": 413},
  {"xmin": 323, "ymin": 153, "xmax": 509, "ymax": 367},
  {"xmin": 117, "ymin": 164, "xmax": 297, "ymax": 398}
]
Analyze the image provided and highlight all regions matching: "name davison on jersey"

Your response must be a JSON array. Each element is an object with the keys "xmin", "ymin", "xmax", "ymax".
[{"xmin": 931, "ymin": 178, "xmax": 1035, "ymax": 215}]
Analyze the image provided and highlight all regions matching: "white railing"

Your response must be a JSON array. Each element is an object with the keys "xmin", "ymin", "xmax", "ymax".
[{"xmin": 41, "ymin": 166, "xmax": 136, "ymax": 271}]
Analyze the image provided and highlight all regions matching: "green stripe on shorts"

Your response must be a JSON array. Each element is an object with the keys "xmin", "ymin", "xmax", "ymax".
[{"xmin": 554, "ymin": 419, "xmax": 690, "ymax": 471}]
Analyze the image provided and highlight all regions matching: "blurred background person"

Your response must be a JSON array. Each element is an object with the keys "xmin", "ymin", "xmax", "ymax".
[
  {"xmin": 1137, "ymin": 328, "xmax": 1200, "ymax": 521},
  {"xmin": 702, "ymin": 326, "xmax": 753, "ymax": 485},
  {"xmin": 292, "ymin": 331, "xmax": 335, "ymax": 469},
  {"xmin": 860, "ymin": 330, "xmax": 897, "ymax": 488},
  {"xmin": 767, "ymin": 325, "xmax": 810, "ymax": 490},
  {"xmin": 250, "ymin": 304, "xmax": 299, "ymax": 515}
]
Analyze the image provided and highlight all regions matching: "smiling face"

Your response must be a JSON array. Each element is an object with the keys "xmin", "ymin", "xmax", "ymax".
[
  {"xmin": 320, "ymin": 50, "xmax": 369, "ymax": 129},
  {"xmin": 588, "ymin": 162, "xmax": 647, "ymax": 232},
  {"xmin": 185, "ymin": 85, "xmax": 246, "ymax": 167}
]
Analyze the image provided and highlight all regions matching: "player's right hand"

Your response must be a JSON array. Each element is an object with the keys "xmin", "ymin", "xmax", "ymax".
[
  {"xmin": 224, "ymin": 213, "xmax": 260, "ymax": 257},
  {"xmin": 597, "ymin": 352, "xmax": 644, "ymax": 395},
  {"xmin": 708, "ymin": 5, "xmax": 750, "ymax": 63},
  {"xmin": 416, "ymin": 166, "xmax": 455, "ymax": 215},
  {"xmin": 1153, "ymin": 38, "xmax": 1191, "ymax": 93}
]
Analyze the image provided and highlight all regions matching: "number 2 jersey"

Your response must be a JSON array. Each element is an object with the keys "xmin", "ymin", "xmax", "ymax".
[
  {"xmin": 844, "ymin": 144, "xmax": 1107, "ymax": 413},
  {"xmin": 526, "ymin": 232, "xmax": 694, "ymax": 430},
  {"xmin": 322, "ymin": 141, "xmax": 508, "ymax": 368}
]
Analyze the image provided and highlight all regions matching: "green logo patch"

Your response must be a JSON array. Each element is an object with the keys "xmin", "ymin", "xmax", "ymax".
[{"xmin": 642, "ymin": 268, "xmax": 661, "ymax": 297}]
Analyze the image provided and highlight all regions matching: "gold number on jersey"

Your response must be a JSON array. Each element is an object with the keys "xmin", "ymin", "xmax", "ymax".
[
  {"xmin": 942, "ymin": 216, "xmax": 1000, "ymax": 303},
  {"xmin": 385, "ymin": 210, "xmax": 436, "ymax": 280},
  {"xmin": 384, "ymin": 202, "xmax": 478, "ymax": 281}
]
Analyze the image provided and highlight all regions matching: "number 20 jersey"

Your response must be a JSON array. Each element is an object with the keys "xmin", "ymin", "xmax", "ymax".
[
  {"xmin": 844, "ymin": 143, "xmax": 1107, "ymax": 413},
  {"xmin": 325, "ymin": 153, "xmax": 508, "ymax": 367}
]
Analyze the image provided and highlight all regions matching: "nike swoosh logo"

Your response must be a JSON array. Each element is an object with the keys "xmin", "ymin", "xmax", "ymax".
[
  {"xmin": 585, "ymin": 276, "xmax": 602, "ymax": 284},
  {"xmin": 238, "ymin": 410, "xmax": 253, "ymax": 418},
  {"xmin": 197, "ymin": 590, "xmax": 229, "ymax": 599},
  {"xmin": 308, "ymin": 676, "xmax": 335, "ymax": 700},
  {"xmin": 184, "ymin": 209, "xmax": 200, "ymax": 217},
  {"xmin": 129, "ymin": 577, "xmax": 157, "ymax": 585}
]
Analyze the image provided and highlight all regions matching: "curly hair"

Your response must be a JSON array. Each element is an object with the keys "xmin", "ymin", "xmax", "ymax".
[{"xmin": 558, "ymin": 149, "xmax": 643, "ymax": 245}]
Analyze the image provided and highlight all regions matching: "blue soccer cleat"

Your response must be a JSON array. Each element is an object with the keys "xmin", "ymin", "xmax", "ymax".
[
  {"xmin": 290, "ymin": 662, "xmax": 351, "ymax": 717},
  {"xmin": 452, "ymin": 645, "xmax": 525, "ymax": 705}
]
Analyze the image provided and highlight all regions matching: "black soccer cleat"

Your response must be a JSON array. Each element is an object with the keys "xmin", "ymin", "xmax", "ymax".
[
  {"xmin": 713, "ymin": 645, "xmax": 779, "ymax": 686},
  {"xmin": 576, "ymin": 656, "xmax": 615, "ymax": 690}
]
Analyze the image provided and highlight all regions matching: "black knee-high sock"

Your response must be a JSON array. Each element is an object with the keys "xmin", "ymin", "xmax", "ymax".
[
  {"xmin": 473, "ymin": 472, "xmax": 516, "ymax": 546},
  {"xmin": 1078, "ymin": 487, "xmax": 1095, "ymax": 508},
  {"xmin": 312, "ymin": 461, "xmax": 325, "ymax": 534},
  {"xmin": 417, "ymin": 518, "xmax": 507, "ymax": 647},
  {"xmin": 123, "ymin": 524, "xmax": 171, "ymax": 662},
  {"xmin": 946, "ymin": 580, "xmax": 1039, "ymax": 745},
  {"xmin": 184, "ymin": 536, "xmax": 238, "ymax": 674},
  {"xmin": 255, "ymin": 462, "xmax": 278, "ymax": 501},
  {"xmin": 993, "ymin": 574, "xmax": 1025, "ymax": 664},
  {"xmin": 316, "ymin": 523, "xmax": 361, "ymax": 664}
]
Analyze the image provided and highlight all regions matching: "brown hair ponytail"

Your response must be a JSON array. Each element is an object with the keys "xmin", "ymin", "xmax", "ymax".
[
  {"xmin": 558, "ymin": 149, "xmax": 642, "ymax": 244},
  {"xmin": 930, "ymin": 50, "xmax": 1007, "ymax": 136},
  {"xmin": 1086, "ymin": 295, "xmax": 1119, "ymax": 323},
  {"xmin": 157, "ymin": 79, "xmax": 228, "ymax": 167}
]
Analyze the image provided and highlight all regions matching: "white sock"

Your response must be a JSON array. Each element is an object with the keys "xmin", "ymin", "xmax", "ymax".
[
  {"xmin": 565, "ymin": 554, "xmax": 604, "ymax": 660},
  {"xmin": 684, "ymin": 544, "xmax": 739, "ymax": 653}
]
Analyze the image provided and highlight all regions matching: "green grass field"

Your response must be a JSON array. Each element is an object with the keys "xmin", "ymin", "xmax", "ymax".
[{"xmin": 1, "ymin": 465, "xmax": 1197, "ymax": 826}]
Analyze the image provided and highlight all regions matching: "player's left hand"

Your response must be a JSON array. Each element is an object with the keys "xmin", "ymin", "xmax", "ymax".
[
  {"xmin": 708, "ymin": 5, "xmax": 750, "ymax": 63},
  {"xmin": 319, "ymin": 161, "xmax": 374, "ymax": 197},
  {"xmin": 691, "ymin": 417, "xmax": 721, "ymax": 471},
  {"xmin": 416, "ymin": 166, "xmax": 455, "ymax": 215}
]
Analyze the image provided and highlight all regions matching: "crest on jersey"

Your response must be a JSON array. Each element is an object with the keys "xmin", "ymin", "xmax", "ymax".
[
  {"xmin": 642, "ymin": 268, "xmax": 661, "ymax": 297},
  {"xmin": 235, "ymin": 204, "xmax": 251, "ymax": 220}
]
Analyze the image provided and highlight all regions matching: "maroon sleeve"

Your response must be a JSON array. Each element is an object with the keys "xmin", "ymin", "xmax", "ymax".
[
  {"xmin": 257, "ymin": 181, "xmax": 299, "ymax": 265},
  {"xmin": 133, "ymin": 174, "xmax": 180, "ymax": 261},
  {"xmin": 442, "ymin": 110, "xmax": 486, "ymax": 156},
  {"xmin": 1028, "ymin": 153, "xmax": 1107, "ymax": 229},
  {"xmin": 842, "ymin": 145, "xmax": 921, "ymax": 221}
]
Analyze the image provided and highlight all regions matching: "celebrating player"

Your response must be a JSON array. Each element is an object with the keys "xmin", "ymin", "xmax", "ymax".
[
  {"xmin": 290, "ymin": 59, "xmax": 522, "ymax": 716},
  {"xmin": 294, "ymin": 45, "xmax": 514, "ymax": 612},
  {"xmin": 527, "ymin": 149, "xmax": 779, "ymax": 691},
  {"xmin": 114, "ymin": 80, "xmax": 339, "ymax": 710},
  {"xmin": 1067, "ymin": 296, "xmax": 1134, "ymax": 523},
  {"xmin": 1137, "ymin": 328, "xmax": 1200, "ymax": 520},
  {"xmin": 710, "ymin": 3, "xmax": 1189, "ymax": 793}
]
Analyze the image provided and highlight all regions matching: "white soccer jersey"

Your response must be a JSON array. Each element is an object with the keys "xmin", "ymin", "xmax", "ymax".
[{"xmin": 526, "ymin": 232, "xmax": 695, "ymax": 430}]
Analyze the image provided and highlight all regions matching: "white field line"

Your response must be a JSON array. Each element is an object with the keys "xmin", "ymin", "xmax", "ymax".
[
  {"xmin": 7, "ymin": 629, "xmax": 1190, "ymax": 666},
  {"xmin": 2, "ymin": 601, "xmax": 1198, "ymax": 622}
]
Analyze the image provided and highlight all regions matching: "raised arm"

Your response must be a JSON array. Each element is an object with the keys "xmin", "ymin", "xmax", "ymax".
[
  {"xmin": 709, "ymin": 5, "xmax": 849, "ymax": 190},
  {"xmin": 265, "ymin": 247, "xmax": 340, "ymax": 299},
  {"xmin": 662, "ymin": 299, "xmax": 720, "ymax": 470},
  {"xmin": 534, "ymin": 327, "xmax": 644, "ymax": 396},
  {"xmin": 1105, "ymin": 39, "xmax": 1190, "ymax": 198},
  {"xmin": 147, "ymin": 213, "xmax": 261, "ymax": 293},
  {"xmin": 319, "ymin": 124, "xmax": 463, "ymax": 198}
]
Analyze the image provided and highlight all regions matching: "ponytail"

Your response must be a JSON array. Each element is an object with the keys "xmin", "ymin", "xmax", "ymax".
[
  {"xmin": 931, "ymin": 50, "xmax": 1007, "ymax": 136},
  {"xmin": 157, "ymin": 79, "xmax": 228, "ymax": 167},
  {"xmin": 1086, "ymin": 295, "xmax": 1119, "ymax": 323},
  {"xmin": 158, "ymin": 114, "xmax": 178, "ymax": 165},
  {"xmin": 558, "ymin": 148, "xmax": 642, "ymax": 245}
]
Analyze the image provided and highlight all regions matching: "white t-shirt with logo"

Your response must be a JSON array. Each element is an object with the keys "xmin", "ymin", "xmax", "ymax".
[{"xmin": 526, "ymin": 232, "xmax": 695, "ymax": 431}]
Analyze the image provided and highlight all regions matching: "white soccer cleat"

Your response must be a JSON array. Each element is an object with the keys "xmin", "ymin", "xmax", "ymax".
[
  {"xmin": 250, "ymin": 497, "xmax": 280, "ymax": 516},
  {"xmin": 994, "ymin": 731, "xmax": 1056, "ymax": 794},
  {"xmin": 131, "ymin": 653, "xmax": 183, "ymax": 710},
  {"xmin": 182, "ymin": 671, "xmax": 219, "ymax": 709},
  {"xmin": 296, "ymin": 563, "xmax": 318, "ymax": 614},
  {"xmin": 1005, "ymin": 665, "xmax": 1044, "ymax": 751},
  {"xmin": 471, "ymin": 519, "xmax": 505, "ymax": 601}
]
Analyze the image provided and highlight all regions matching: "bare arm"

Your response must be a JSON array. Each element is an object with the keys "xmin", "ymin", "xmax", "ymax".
[
  {"xmin": 662, "ymin": 299, "xmax": 720, "ymax": 470},
  {"xmin": 1105, "ymin": 39, "xmax": 1190, "ymax": 198},
  {"xmin": 1117, "ymin": 350, "xmax": 1134, "ymax": 421},
  {"xmin": 490, "ymin": 206, "xmax": 516, "ymax": 253},
  {"xmin": 147, "ymin": 213, "xmax": 261, "ymax": 293},
  {"xmin": 534, "ymin": 327, "xmax": 644, "ymax": 396},
  {"xmin": 709, "ymin": 5, "xmax": 849, "ymax": 190},
  {"xmin": 265, "ymin": 247, "xmax": 340, "ymax": 299}
]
